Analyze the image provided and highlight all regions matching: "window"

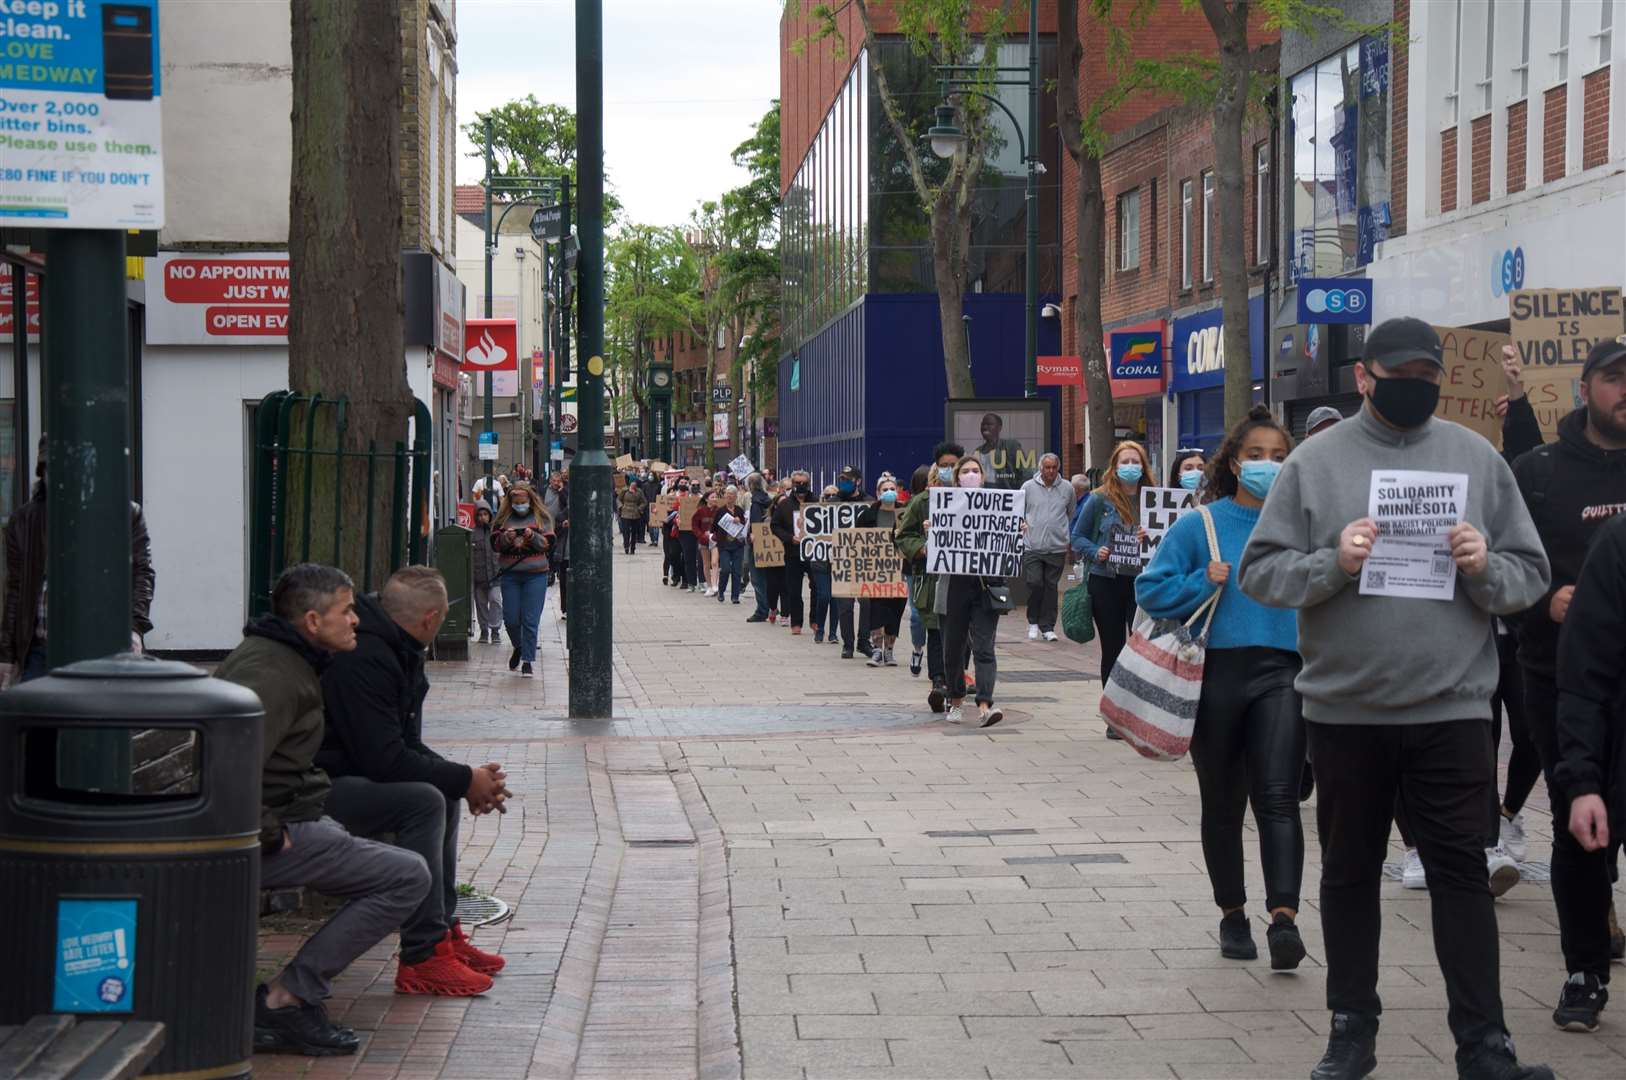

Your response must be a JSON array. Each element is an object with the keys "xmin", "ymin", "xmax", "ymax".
[
  {"xmin": 1479, "ymin": 0, "xmax": 1496, "ymax": 112},
  {"xmin": 1254, "ymin": 143, "xmax": 1271, "ymax": 265},
  {"xmin": 1448, "ymin": 0, "xmax": 1463, "ymax": 124},
  {"xmin": 1180, "ymin": 179, "xmax": 1193, "ymax": 289},
  {"xmin": 1599, "ymin": 0, "xmax": 1614, "ymax": 66},
  {"xmin": 1200, "ymin": 171, "xmax": 1214, "ymax": 282},
  {"xmin": 1117, "ymin": 188, "xmax": 1141, "ymax": 271},
  {"xmin": 1148, "ymin": 180, "xmax": 1158, "ymax": 267},
  {"xmin": 1555, "ymin": 0, "xmax": 1571, "ymax": 81},
  {"xmin": 1516, "ymin": 0, "xmax": 1532, "ymax": 98}
]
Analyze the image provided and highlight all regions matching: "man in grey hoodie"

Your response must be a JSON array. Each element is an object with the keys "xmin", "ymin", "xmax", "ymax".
[{"xmin": 1239, "ymin": 318, "xmax": 1552, "ymax": 1080}]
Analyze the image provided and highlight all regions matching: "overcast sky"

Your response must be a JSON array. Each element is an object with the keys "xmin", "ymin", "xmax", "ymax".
[{"xmin": 456, "ymin": 0, "xmax": 782, "ymax": 228}]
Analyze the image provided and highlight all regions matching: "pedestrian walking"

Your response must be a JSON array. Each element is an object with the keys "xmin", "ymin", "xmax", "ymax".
[
  {"xmin": 618, "ymin": 473, "xmax": 648, "ymax": 555},
  {"xmin": 469, "ymin": 504, "xmax": 503, "ymax": 644},
  {"xmin": 903, "ymin": 465, "xmax": 931, "ymax": 676},
  {"xmin": 1137, "ymin": 406, "xmax": 1305, "ymax": 970},
  {"xmin": 1071, "ymin": 440, "xmax": 1150, "ymax": 739},
  {"xmin": 693, "ymin": 490, "xmax": 718, "ymax": 596},
  {"xmin": 830, "ymin": 465, "xmax": 870, "ymax": 657},
  {"xmin": 543, "ymin": 471, "xmax": 570, "ymax": 621},
  {"xmin": 641, "ymin": 468, "xmax": 663, "ymax": 546},
  {"xmin": 772, "ymin": 470, "xmax": 813, "ymax": 634},
  {"xmin": 937, "ymin": 456, "xmax": 1004, "ymax": 727},
  {"xmin": 807, "ymin": 485, "xmax": 839, "ymax": 642},
  {"xmin": 859, "ymin": 475, "xmax": 905, "ymax": 666},
  {"xmin": 677, "ymin": 481, "xmax": 702, "ymax": 593},
  {"xmin": 1239, "ymin": 316, "xmax": 1553, "ymax": 1080},
  {"xmin": 897, "ymin": 444, "xmax": 962, "ymax": 713},
  {"xmin": 663, "ymin": 492, "xmax": 687, "ymax": 587},
  {"xmin": 1511, "ymin": 334, "xmax": 1626, "ymax": 1033},
  {"xmin": 714, "ymin": 486, "xmax": 748, "ymax": 604},
  {"xmin": 1556, "ymin": 511, "xmax": 1626, "ymax": 1017},
  {"xmin": 492, "ymin": 482, "xmax": 553, "ymax": 679},
  {"xmin": 746, "ymin": 473, "xmax": 776, "ymax": 621},
  {"xmin": 1168, "ymin": 448, "xmax": 1206, "ymax": 491},
  {"xmin": 1019, "ymin": 452, "xmax": 1072, "ymax": 642}
]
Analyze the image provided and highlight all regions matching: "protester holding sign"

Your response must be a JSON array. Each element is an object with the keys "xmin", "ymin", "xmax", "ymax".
[
  {"xmin": 1071, "ymin": 441, "xmax": 1151, "ymax": 739},
  {"xmin": 771, "ymin": 470, "xmax": 813, "ymax": 633},
  {"xmin": 1238, "ymin": 317, "xmax": 1552, "ymax": 1080},
  {"xmin": 1136, "ymin": 406, "xmax": 1306, "ymax": 970},
  {"xmin": 855, "ymin": 476, "xmax": 907, "ymax": 666},
  {"xmin": 896, "ymin": 443, "xmax": 964, "ymax": 713},
  {"xmin": 933, "ymin": 458, "xmax": 1010, "ymax": 727},
  {"xmin": 713, "ymin": 488, "xmax": 748, "ymax": 605},
  {"xmin": 829, "ymin": 465, "xmax": 871, "ymax": 658}
]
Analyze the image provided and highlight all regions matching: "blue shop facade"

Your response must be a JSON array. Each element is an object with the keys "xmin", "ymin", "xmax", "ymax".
[{"xmin": 776, "ymin": 38, "xmax": 1064, "ymax": 487}]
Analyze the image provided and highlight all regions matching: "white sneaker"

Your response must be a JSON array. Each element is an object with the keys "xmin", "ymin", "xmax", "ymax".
[
  {"xmin": 1487, "ymin": 847, "xmax": 1521, "ymax": 898},
  {"xmin": 1042, "ymin": 630, "xmax": 1058, "ymax": 642},
  {"xmin": 1027, "ymin": 624, "xmax": 1039, "ymax": 640},
  {"xmin": 944, "ymin": 704, "xmax": 965, "ymax": 725},
  {"xmin": 1401, "ymin": 848, "xmax": 1426, "ymax": 890},
  {"xmin": 1499, "ymin": 813, "xmax": 1527, "ymax": 863}
]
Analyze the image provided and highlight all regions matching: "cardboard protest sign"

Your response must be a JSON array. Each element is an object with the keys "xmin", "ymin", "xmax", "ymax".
[
  {"xmin": 649, "ymin": 495, "xmax": 674, "ymax": 527},
  {"xmin": 831, "ymin": 528, "xmax": 907, "ymax": 598},
  {"xmin": 615, "ymin": 453, "xmax": 634, "ymax": 470},
  {"xmin": 613, "ymin": 473, "xmax": 627, "ymax": 492},
  {"xmin": 728, "ymin": 454, "xmax": 754, "ymax": 481},
  {"xmin": 676, "ymin": 495, "xmax": 701, "ymax": 529},
  {"xmin": 1139, "ymin": 487, "xmax": 1197, "ymax": 563},
  {"xmin": 685, "ymin": 466, "xmax": 707, "ymax": 485},
  {"xmin": 650, "ymin": 460, "xmax": 671, "ymax": 475},
  {"xmin": 1107, "ymin": 525, "xmax": 1143, "ymax": 576},
  {"xmin": 799, "ymin": 503, "xmax": 864, "ymax": 562},
  {"xmin": 1523, "ymin": 365, "xmax": 1583, "ymax": 440},
  {"xmin": 926, "ymin": 488, "xmax": 1026, "ymax": 577},
  {"xmin": 1434, "ymin": 326, "xmax": 1512, "ymax": 448},
  {"xmin": 1509, "ymin": 287, "xmax": 1624, "ymax": 368},
  {"xmin": 751, "ymin": 522, "xmax": 785, "ymax": 567}
]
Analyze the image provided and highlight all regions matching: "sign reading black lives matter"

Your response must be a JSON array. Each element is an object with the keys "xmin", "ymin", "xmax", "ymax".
[
  {"xmin": 800, "ymin": 504, "xmax": 864, "ymax": 562},
  {"xmin": 927, "ymin": 488, "xmax": 1026, "ymax": 577},
  {"xmin": 1139, "ymin": 487, "xmax": 1197, "ymax": 563}
]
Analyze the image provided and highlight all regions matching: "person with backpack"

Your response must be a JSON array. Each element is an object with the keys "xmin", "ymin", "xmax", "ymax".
[{"xmin": 1135, "ymin": 406, "xmax": 1305, "ymax": 970}]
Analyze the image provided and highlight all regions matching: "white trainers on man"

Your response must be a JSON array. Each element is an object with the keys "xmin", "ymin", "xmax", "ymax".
[
  {"xmin": 1486, "ymin": 847, "xmax": 1521, "ymax": 898},
  {"xmin": 1499, "ymin": 812, "xmax": 1527, "ymax": 863},
  {"xmin": 1401, "ymin": 848, "xmax": 1426, "ymax": 890},
  {"xmin": 1042, "ymin": 630, "xmax": 1058, "ymax": 642},
  {"xmin": 1027, "ymin": 624, "xmax": 1039, "ymax": 640}
]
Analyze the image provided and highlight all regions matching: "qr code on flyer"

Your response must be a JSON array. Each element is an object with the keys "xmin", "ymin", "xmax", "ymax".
[
  {"xmin": 1432, "ymin": 555, "xmax": 1452, "ymax": 577},
  {"xmin": 1367, "ymin": 570, "xmax": 1386, "ymax": 590}
]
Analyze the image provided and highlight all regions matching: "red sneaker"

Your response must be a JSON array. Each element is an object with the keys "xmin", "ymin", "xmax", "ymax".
[
  {"xmin": 449, "ymin": 922, "xmax": 505, "ymax": 976},
  {"xmin": 394, "ymin": 940, "xmax": 493, "ymax": 996}
]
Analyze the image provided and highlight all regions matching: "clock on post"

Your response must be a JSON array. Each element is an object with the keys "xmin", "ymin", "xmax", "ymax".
[{"xmin": 647, "ymin": 362, "xmax": 674, "ymax": 464}]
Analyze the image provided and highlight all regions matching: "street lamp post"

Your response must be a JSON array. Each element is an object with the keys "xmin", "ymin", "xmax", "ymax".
[{"xmin": 932, "ymin": 4, "xmax": 1042, "ymax": 399}]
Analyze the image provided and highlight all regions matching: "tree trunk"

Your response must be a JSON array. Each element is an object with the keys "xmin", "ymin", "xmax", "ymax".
[
  {"xmin": 1056, "ymin": 0, "xmax": 1116, "ymax": 470},
  {"xmin": 703, "ymin": 322, "xmax": 718, "ymax": 470},
  {"xmin": 1202, "ymin": 0, "xmax": 1254, "ymax": 431},
  {"xmin": 288, "ymin": 0, "xmax": 410, "ymax": 580}
]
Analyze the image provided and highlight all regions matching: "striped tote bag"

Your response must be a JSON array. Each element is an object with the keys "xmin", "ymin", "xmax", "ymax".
[{"xmin": 1098, "ymin": 507, "xmax": 1222, "ymax": 761}]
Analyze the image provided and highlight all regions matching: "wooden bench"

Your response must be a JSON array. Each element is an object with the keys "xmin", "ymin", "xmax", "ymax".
[{"xmin": 0, "ymin": 1016, "xmax": 164, "ymax": 1080}]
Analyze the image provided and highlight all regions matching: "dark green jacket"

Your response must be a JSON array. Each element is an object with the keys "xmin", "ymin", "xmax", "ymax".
[
  {"xmin": 216, "ymin": 617, "xmax": 332, "ymax": 852},
  {"xmin": 894, "ymin": 491, "xmax": 938, "ymax": 629}
]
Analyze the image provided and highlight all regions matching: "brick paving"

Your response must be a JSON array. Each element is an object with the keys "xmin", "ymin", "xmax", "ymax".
[{"xmin": 251, "ymin": 544, "xmax": 1626, "ymax": 1079}]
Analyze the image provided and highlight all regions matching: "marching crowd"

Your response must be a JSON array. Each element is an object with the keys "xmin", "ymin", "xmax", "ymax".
[{"xmin": 617, "ymin": 318, "xmax": 1626, "ymax": 1080}]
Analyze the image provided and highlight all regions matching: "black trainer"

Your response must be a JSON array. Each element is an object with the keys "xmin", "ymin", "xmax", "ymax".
[
  {"xmin": 1455, "ymin": 1029, "xmax": 1554, "ymax": 1080},
  {"xmin": 254, "ymin": 984, "xmax": 359, "ymax": 1057},
  {"xmin": 1219, "ymin": 910, "xmax": 1257, "ymax": 960},
  {"xmin": 1310, "ymin": 1011, "xmax": 1377, "ymax": 1080},
  {"xmin": 1265, "ymin": 911, "xmax": 1305, "ymax": 970},
  {"xmin": 1104, "ymin": 725, "xmax": 1124, "ymax": 741},
  {"xmin": 746, "ymin": 613, "xmax": 767, "ymax": 623},
  {"xmin": 521, "ymin": 662, "xmax": 534, "ymax": 679},
  {"xmin": 927, "ymin": 684, "xmax": 946, "ymax": 714},
  {"xmin": 509, "ymin": 647, "xmax": 521, "ymax": 671},
  {"xmin": 840, "ymin": 647, "xmax": 854, "ymax": 659},
  {"xmin": 1552, "ymin": 972, "xmax": 1607, "ymax": 1033}
]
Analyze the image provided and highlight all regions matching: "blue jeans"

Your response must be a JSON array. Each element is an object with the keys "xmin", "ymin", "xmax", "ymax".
[
  {"xmin": 809, "ymin": 567, "xmax": 833, "ymax": 634},
  {"xmin": 499, "ymin": 570, "xmax": 549, "ymax": 663},
  {"xmin": 905, "ymin": 571, "xmax": 926, "ymax": 650},
  {"xmin": 717, "ymin": 546, "xmax": 744, "ymax": 602}
]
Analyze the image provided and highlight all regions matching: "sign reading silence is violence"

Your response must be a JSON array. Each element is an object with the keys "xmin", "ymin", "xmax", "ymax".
[
  {"xmin": 799, "ymin": 504, "xmax": 863, "ymax": 562},
  {"xmin": 926, "ymin": 489, "xmax": 1026, "ymax": 578}
]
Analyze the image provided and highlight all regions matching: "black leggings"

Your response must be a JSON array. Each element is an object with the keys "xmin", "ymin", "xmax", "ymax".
[
  {"xmin": 782, "ymin": 557, "xmax": 807, "ymax": 628},
  {"xmin": 1189, "ymin": 647, "xmax": 1306, "ymax": 913},
  {"xmin": 869, "ymin": 598, "xmax": 905, "ymax": 642},
  {"xmin": 1088, "ymin": 573, "xmax": 1138, "ymax": 681}
]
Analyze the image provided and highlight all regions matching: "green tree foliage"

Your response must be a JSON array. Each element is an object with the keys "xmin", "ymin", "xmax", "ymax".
[
  {"xmin": 721, "ymin": 102, "xmax": 783, "ymax": 422},
  {"xmin": 605, "ymin": 225, "xmax": 699, "ymax": 428},
  {"xmin": 463, "ymin": 95, "xmax": 621, "ymax": 219}
]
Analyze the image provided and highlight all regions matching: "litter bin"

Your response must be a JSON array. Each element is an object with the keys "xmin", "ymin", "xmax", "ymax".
[
  {"xmin": 433, "ymin": 523, "xmax": 472, "ymax": 661},
  {"xmin": 0, "ymin": 655, "xmax": 263, "ymax": 1079}
]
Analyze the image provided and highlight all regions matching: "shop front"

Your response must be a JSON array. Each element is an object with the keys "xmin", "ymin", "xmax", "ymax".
[
  {"xmin": 1170, "ymin": 295, "xmax": 1267, "ymax": 454},
  {"xmin": 1093, "ymin": 320, "xmax": 1168, "ymax": 480}
]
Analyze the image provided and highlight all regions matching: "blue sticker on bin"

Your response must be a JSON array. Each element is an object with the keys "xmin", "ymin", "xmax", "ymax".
[{"xmin": 54, "ymin": 899, "xmax": 137, "ymax": 1013}]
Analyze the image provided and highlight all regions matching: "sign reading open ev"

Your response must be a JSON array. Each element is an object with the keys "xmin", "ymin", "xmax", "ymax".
[{"xmin": 1296, "ymin": 278, "xmax": 1373, "ymax": 325}]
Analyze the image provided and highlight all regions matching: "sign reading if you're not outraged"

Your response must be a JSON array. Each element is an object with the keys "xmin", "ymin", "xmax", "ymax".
[{"xmin": 927, "ymin": 488, "xmax": 1026, "ymax": 577}]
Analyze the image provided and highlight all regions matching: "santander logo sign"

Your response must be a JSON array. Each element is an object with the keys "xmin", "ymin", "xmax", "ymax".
[{"xmin": 460, "ymin": 319, "xmax": 518, "ymax": 373}]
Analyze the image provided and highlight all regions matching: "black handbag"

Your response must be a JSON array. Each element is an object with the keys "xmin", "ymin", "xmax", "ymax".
[{"xmin": 982, "ymin": 579, "xmax": 1015, "ymax": 612}]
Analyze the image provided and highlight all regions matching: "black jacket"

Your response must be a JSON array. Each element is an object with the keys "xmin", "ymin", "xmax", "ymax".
[
  {"xmin": 770, "ymin": 492, "xmax": 805, "ymax": 559},
  {"xmin": 1512, "ymin": 408, "xmax": 1626, "ymax": 677},
  {"xmin": 749, "ymin": 488, "xmax": 772, "ymax": 527},
  {"xmin": 1555, "ymin": 512, "xmax": 1626, "ymax": 839},
  {"xmin": 1501, "ymin": 395, "xmax": 1544, "ymax": 464},
  {"xmin": 317, "ymin": 592, "xmax": 472, "ymax": 800}
]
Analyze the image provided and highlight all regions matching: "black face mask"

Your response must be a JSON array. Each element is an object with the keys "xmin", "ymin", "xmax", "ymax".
[{"xmin": 1368, "ymin": 375, "xmax": 1441, "ymax": 429}]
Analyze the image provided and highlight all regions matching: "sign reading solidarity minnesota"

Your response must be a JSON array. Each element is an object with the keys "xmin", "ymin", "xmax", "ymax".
[
  {"xmin": 927, "ymin": 488, "xmax": 1026, "ymax": 577},
  {"xmin": 1509, "ymin": 287, "xmax": 1624, "ymax": 367},
  {"xmin": 0, "ymin": 0, "xmax": 165, "ymax": 229},
  {"xmin": 799, "ymin": 503, "xmax": 862, "ymax": 562},
  {"xmin": 831, "ymin": 528, "xmax": 907, "ymax": 598}
]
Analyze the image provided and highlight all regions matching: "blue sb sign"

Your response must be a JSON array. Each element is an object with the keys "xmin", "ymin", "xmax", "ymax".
[{"xmin": 1296, "ymin": 278, "xmax": 1374, "ymax": 325}]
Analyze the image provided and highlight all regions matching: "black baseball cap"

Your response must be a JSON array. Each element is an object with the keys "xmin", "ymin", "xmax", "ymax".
[
  {"xmin": 1582, "ymin": 335, "xmax": 1626, "ymax": 378},
  {"xmin": 839, "ymin": 464, "xmax": 862, "ymax": 481},
  {"xmin": 1362, "ymin": 317, "xmax": 1444, "ymax": 370}
]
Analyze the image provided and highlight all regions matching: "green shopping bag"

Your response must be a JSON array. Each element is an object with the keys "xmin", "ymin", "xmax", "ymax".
[{"xmin": 1062, "ymin": 579, "xmax": 1095, "ymax": 644}]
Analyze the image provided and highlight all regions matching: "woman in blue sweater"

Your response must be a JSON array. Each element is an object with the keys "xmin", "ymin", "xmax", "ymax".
[{"xmin": 1136, "ymin": 405, "xmax": 1306, "ymax": 971}]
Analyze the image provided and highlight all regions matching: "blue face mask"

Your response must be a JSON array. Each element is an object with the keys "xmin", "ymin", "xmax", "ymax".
[
  {"xmin": 879, "ymin": 490, "xmax": 897, "ymax": 504},
  {"xmin": 937, "ymin": 466, "xmax": 955, "ymax": 484},
  {"xmin": 837, "ymin": 479, "xmax": 855, "ymax": 495},
  {"xmin": 1238, "ymin": 460, "xmax": 1282, "ymax": 499},
  {"xmin": 1179, "ymin": 470, "xmax": 1202, "ymax": 491},
  {"xmin": 1115, "ymin": 464, "xmax": 1143, "ymax": 485}
]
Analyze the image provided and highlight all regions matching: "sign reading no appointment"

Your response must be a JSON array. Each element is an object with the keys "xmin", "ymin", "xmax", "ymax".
[
  {"xmin": 927, "ymin": 488, "xmax": 1026, "ymax": 577},
  {"xmin": 800, "ymin": 504, "xmax": 863, "ymax": 562},
  {"xmin": 832, "ymin": 529, "xmax": 907, "ymax": 598}
]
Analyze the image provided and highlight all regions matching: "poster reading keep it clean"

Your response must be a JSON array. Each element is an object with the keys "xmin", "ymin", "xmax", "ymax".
[
  {"xmin": 54, "ymin": 898, "xmax": 138, "ymax": 1012},
  {"xmin": 0, "ymin": 0, "xmax": 165, "ymax": 229}
]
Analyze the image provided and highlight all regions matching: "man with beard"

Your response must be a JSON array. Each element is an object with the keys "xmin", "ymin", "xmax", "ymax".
[
  {"xmin": 1239, "ymin": 318, "xmax": 1552, "ymax": 1080},
  {"xmin": 973, "ymin": 412, "xmax": 1032, "ymax": 488},
  {"xmin": 1511, "ymin": 334, "xmax": 1626, "ymax": 1035}
]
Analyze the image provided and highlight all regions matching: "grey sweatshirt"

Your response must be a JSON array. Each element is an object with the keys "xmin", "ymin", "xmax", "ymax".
[
  {"xmin": 1019, "ymin": 474, "xmax": 1074, "ymax": 554},
  {"xmin": 1238, "ymin": 406, "xmax": 1549, "ymax": 726}
]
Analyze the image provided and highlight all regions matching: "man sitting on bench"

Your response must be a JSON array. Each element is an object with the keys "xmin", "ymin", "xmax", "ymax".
[
  {"xmin": 217, "ymin": 563, "xmax": 430, "ymax": 1057},
  {"xmin": 318, "ymin": 566, "xmax": 510, "ymax": 997}
]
